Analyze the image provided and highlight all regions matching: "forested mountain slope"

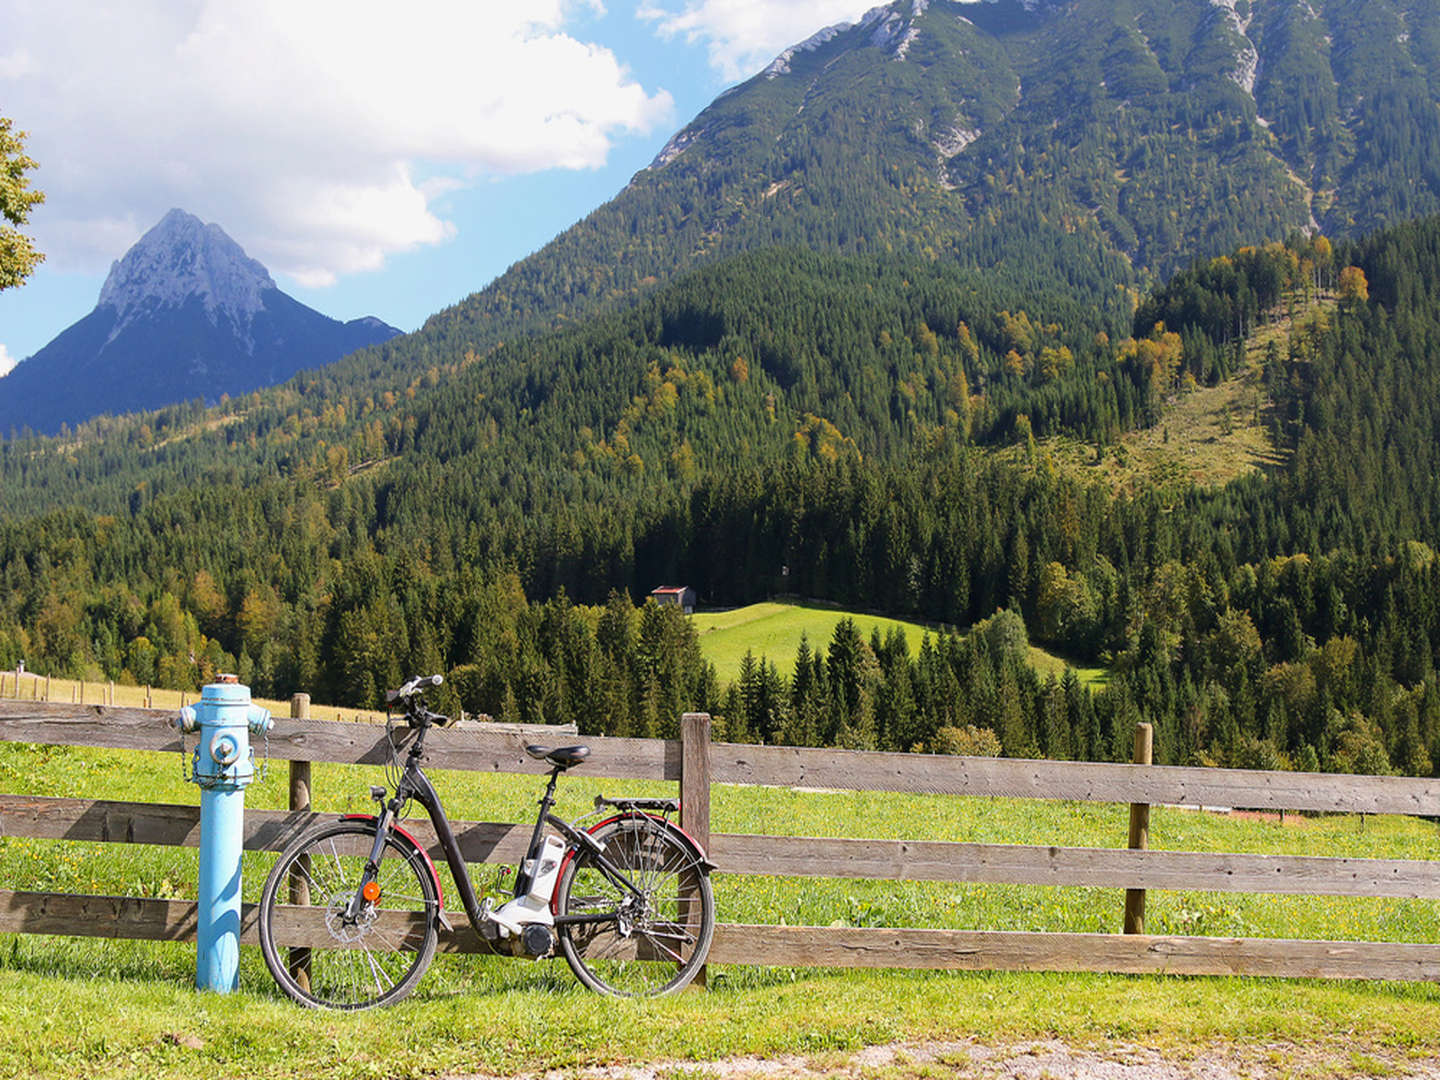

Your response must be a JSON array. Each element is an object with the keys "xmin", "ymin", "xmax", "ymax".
[
  {"xmin": 370, "ymin": 0, "xmax": 1440, "ymax": 384},
  {"xmin": 0, "ymin": 248, "xmax": 1125, "ymax": 519},
  {"xmin": 6, "ymin": 0, "xmax": 1437, "ymax": 449},
  {"xmin": 4, "ymin": 214, "xmax": 1440, "ymax": 777}
]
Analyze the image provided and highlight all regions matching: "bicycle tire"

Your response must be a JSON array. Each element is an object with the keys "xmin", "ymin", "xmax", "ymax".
[
  {"xmin": 555, "ymin": 815, "xmax": 714, "ymax": 997},
  {"xmin": 258, "ymin": 819, "xmax": 439, "ymax": 1009}
]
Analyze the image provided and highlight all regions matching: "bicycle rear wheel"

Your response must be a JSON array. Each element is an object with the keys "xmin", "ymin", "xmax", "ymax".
[
  {"xmin": 258, "ymin": 820, "xmax": 439, "ymax": 1009},
  {"xmin": 555, "ymin": 815, "xmax": 714, "ymax": 996}
]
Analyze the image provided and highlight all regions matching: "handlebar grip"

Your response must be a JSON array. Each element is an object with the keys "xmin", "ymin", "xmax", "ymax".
[{"xmin": 387, "ymin": 674, "xmax": 444, "ymax": 704}]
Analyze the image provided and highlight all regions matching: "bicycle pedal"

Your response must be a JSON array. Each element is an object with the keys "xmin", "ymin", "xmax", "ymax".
[{"xmin": 476, "ymin": 899, "xmax": 502, "ymax": 941}]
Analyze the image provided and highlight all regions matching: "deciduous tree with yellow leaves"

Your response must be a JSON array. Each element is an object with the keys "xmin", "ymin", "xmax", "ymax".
[{"xmin": 0, "ymin": 116, "xmax": 43, "ymax": 291}]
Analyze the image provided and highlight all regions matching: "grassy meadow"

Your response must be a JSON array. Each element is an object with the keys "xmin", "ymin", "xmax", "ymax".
[
  {"xmin": 0, "ymin": 669, "xmax": 384, "ymax": 725},
  {"xmin": 689, "ymin": 601, "xmax": 1107, "ymax": 687},
  {"xmin": 0, "ymin": 735, "xmax": 1439, "ymax": 1077}
]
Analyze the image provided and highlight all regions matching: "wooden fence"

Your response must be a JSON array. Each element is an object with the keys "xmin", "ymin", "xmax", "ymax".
[{"xmin": 2, "ymin": 695, "xmax": 1440, "ymax": 982}]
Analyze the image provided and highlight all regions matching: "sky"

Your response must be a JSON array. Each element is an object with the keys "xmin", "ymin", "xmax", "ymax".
[{"xmin": 0, "ymin": 0, "xmax": 884, "ymax": 376}]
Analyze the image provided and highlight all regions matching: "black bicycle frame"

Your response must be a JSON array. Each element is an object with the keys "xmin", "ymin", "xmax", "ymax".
[{"xmin": 359, "ymin": 720, "xmax": 645, "ymax": 934}]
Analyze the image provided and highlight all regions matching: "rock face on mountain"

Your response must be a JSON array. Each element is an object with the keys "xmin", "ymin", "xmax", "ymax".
[
  {"xmin": 417, "ymin": 0, "xmax": 1440, "ymax": 360},
  {"xmin": 0, "ymin": 210, "xmax": 400, "ymax": 436}
]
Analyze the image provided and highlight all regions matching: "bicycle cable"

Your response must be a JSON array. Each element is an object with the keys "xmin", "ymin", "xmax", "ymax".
[{"xmin": 382, "ymin": 707, "xmax": 412, "ymax": 818}]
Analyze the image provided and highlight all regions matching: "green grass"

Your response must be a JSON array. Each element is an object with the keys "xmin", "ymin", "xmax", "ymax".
[
  {"xmin": 0, "ymin": 671, "xmax": 387, "ymax": 725},
  {"xmin": 691, "ymin": 601, "xmax": 1106, "ymax": 687},
  {"xmin": 3, "ymin": 742, "xmax": 1440, "ymax": 1077},
  {"xmin": 690, "ymin": 602, "xmax": 934, "ymax": 684}
]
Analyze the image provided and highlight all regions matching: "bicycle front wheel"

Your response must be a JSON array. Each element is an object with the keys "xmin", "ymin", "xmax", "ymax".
[
  {"xmin": 258, "ymin": 820, "xmax": 439, "ymax": 1009},
  {"xmin": 555, "ymin": 815, "xmax": 714, "ymax": 996}
]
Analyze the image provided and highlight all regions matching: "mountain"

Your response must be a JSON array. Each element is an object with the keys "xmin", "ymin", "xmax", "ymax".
[
  {"xmin": 6, "ymin": 215, "xmax": 1440, "ymax": 773},
  {"xmin": 6, "ymin": 0, "xmax": 1440, "ymax": 772},
  {"xmin": 391, "ymin": 0, "xmax": 1440, "ymax": 374},
  {"xmin": 0, "ymin": 209, "xmax": 401, "ymax": 436}
]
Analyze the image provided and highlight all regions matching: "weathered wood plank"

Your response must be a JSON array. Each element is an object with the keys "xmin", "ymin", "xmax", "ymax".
[
  {"xmin": 3, "ymin": 890, "xmax": 1437, "ymax": 981},
  {"xmin": 680, "ymin": 713, "xmax": 712, "ymax": 848},
  {"xmin": 0, "ymin": 701, "xmax": 675, "ymax": 780},
  {"xmin": 1125, "ymin": 722, "xmax": 1154, "ymax": 934},
  {"xmin": 707, "ymin": 925, "xmax": 1440, "ymax": 980},
  {"xmin": 709, "ymin": 833, "xmax": 1440, "ymax": 898},
  {"xmin": 0, "ymin": 889, "xmax": 204, "ymax": 943},
  {"xmin": 0, "ymin": 890, "xmax": 621, "ymax": 957},
  {"xmin": 0, "ymin": 794, "xmax": 534, "ymax": 863},
  {"xmin": 5, "ymin": 701, "xmax": 1440, "ymax": 814},
  {"xmin": 6, "ymin": 794, "xmax": 1440, "ymax": 899},
  {"xmin": 680, "ymin": 712, "xmax": 712, "ymax": 989},
  {"xmin": 708, "ymin": 741, "xmax": 1440, "ymax": 815}
]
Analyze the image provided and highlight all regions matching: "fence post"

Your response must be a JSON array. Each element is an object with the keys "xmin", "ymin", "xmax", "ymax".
[
  {"xmin": 288, "ymin": 693, "xmax": 313, "ymax": 993},
  {"xmin": 680, "ymin": 712, "xmax": 712, "ymax": 990},
  {"xmin": 1124, "ymin": 721, "xmax": 1154, "ymax": 934}
]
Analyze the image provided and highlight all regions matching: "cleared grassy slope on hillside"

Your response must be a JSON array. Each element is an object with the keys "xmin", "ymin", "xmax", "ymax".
[{"xmin": 691, "ymin": 601, "xmax": 1105, "ymax": 687}]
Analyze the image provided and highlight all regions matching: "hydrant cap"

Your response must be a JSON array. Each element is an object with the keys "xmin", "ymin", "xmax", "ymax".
[{"xmin": 200, "ymin": 681, "xmax": 253, "ymax": 707}]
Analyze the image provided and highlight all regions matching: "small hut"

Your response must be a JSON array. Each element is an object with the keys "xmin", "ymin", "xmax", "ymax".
[{"xmin": 649, "ymin": 585, "xmax": 697, "ymax": 614}]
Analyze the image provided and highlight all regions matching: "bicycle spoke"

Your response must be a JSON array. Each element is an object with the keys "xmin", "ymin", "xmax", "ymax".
[
  {"xmin": 260, "ymin": 822, "xmax": 438, "ymax": 1010},
  {"xmin": 639, "ymin": 926, "xmax": 696, "ymax": 944},
  {"xmin": 556, "ymin": 817, "xmax": 713, "ymax": 997},
  {"xmin": 365, "ymin": 948, "xmax": 395, "ymax": 994},
  {"xmin": 635, "ymin": 933, "xmax": 684, "ymax": 963}
]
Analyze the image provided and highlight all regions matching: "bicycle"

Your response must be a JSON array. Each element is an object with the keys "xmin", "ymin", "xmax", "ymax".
[{"xmin": 257, "ymin": 674, "xmax": 715, "ymax": 1009}]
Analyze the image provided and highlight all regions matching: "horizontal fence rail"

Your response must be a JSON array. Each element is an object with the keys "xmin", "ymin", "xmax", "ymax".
[
  {"xmin": 3, "ymin": 701, "xmax": 1437, "ymax": 814},
  {"xmin": 4, "ymin": 792, "xmax": 1439, "ymax": 900},
  {"xmin": 0, "ymin": 703, "xmax": 638, "ymax": 778},
  {"xmin": 709, "ymin": 745, "xmax": 1440, "ymax": 816},
  {"xmin": 1, "ymin": 891, "xmax": 1437, "ymax": 982},
  {"xmin": 0, "ymin": 698, "xmax": 1437, "ymax": 984}
]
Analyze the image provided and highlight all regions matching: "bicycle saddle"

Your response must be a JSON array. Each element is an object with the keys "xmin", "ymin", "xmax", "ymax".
[{"xmin": 525, "ymin": 744, "xmax": 591, "ymax": 768}]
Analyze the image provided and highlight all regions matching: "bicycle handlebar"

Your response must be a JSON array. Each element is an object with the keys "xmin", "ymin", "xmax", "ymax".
[
  {"xmin": 385, "ymin": 673, "xmax": 444, "ymax": 705},
  {"xmin": 383, "ymin": 674, "xmax": 455, "ymax": 729}
]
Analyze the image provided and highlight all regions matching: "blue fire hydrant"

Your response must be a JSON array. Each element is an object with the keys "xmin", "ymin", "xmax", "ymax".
[{"xmin": 173, "ymin": 676, "xmax": 272, "ymax": 992}]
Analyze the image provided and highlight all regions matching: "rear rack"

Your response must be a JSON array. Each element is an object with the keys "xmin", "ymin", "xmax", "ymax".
[{"xmin": 594, "ymin": 795, "xmax": 680, "ymax": 814}]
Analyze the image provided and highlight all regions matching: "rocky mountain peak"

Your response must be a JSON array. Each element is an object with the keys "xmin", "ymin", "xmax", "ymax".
[
  {"xmin": 0, "ymin": 207, "xmax": 401, "ymax": 435},
  {"xmin": 96, "ymin": 209, "xmax": 276, "ymax": 330}
]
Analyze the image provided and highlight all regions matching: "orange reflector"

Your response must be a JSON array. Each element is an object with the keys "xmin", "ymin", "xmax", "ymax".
[{"xmin": 361, "ymin": 881, "xmax": 381, "ymax": 902}]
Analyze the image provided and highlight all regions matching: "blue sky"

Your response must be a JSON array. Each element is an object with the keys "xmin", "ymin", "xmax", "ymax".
[{"xmin": 0, "ymin": 0, "xmax": 878, "ymax": 373}]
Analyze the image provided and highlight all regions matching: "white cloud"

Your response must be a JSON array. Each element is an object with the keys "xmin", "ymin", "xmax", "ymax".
[
  {"xmin": 2, "ymin": 0, "xmax": 673, "ymax": 284},
  {"xmin": 640, "ymin": 0, "xmax": 877, "ymax": 83},
  {"xmin": 0, "ymin": 345, "xmax": 15, "ymax": 379}
]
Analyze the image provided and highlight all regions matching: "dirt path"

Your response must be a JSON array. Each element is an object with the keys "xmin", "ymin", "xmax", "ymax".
[{"xmin": 454, "ymin": 1038, "xmax": 1440, "ymax": 1080}]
